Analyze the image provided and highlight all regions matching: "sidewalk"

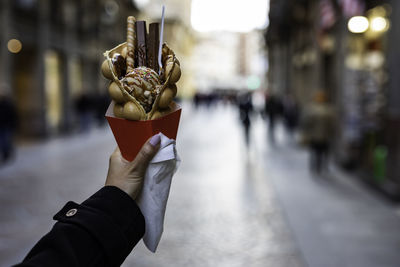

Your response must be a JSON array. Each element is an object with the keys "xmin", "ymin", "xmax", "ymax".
[{"xmin": 261, "ymin": 125, "xmax": 400, "ymax": 267}]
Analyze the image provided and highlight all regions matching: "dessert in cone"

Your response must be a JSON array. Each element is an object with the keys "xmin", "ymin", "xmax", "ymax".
[{"xmin": 102, "ymin": 15, "xmax": 181, "ymax": 161}]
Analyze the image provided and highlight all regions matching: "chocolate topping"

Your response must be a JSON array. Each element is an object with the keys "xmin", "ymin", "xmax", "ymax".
[
  {"xmin": 122, "ymin": 66, "xmax": 160, "ymax": 113},
  {"xmin": 147, "ymin": 23, "xmax": 160, "ymax": 73},
  {"xmin": 112, "ymin": 53, "xmax": 127, "ymax": 79},
  {"xmin": 135, "ymin": 21, "xmax": 148, "ymax": 67}
]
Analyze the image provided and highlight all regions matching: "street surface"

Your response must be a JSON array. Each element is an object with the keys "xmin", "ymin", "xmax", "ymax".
[{"xmin": 1, "ymin": 102, "xmax": 400, "ymax": 267}]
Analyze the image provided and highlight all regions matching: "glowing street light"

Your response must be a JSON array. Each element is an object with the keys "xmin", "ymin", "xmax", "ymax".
[
  {"xmin": 348, "ymin": 16, "xmax": 369, "ymax": 33},
  {"xmin": 7, "ymin": 39, "xmax": 22, "ymax": 53},
  {"xmin": 370, "ymin": 16, "xmax": 388, "ymax": 32}
]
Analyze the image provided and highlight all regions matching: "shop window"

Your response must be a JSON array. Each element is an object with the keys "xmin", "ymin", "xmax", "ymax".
[
  {"xmin": 68, "ymin": 56, "xmax": 83, "ymax": 98},
  {"xmin": 12, "ymin": 0, "xmax": 38, "ymax": 22},
  {"xmin": 49, "ymin": 0, "xmax": 63, "ymax": 27},
  {"xmin": 44, "ymin": 50, "xmax": 62, "ymax": 133},
  {"xmin": 62, "ymin": 0, "xmax": 78, "ymax": 29}
]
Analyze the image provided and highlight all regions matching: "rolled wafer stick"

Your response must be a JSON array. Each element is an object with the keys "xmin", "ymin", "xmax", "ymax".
[{"xmin": 126, "ymin": 16, "xmax": 136, "ymax": 73}]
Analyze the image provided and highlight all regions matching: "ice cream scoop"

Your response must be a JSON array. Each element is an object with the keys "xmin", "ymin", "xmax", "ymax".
[{"xmin": 121, "ymin": 67, "xmax": 161, "ymax": 113}]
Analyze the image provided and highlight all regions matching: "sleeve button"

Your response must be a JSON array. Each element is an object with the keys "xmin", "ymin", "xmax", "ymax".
[{"xmin": 66, "ymin": 208, "xmax": 77, "ymax": 217}]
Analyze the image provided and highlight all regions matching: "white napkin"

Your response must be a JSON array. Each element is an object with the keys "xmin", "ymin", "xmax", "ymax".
[{"xmin": 136, "ymin": 133, "xmax": 180, "ymax": 252}]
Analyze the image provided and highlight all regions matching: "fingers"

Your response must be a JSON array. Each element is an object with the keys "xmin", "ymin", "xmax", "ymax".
[
  {"xmin": 129, "ymin": 133, "xmax": 161, "ymax": 175},
  {"xmin": 106, "ymin": 135, "xmax": 161, "ymax": 199}
]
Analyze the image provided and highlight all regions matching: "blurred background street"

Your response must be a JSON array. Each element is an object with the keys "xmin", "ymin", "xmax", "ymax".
[
  {"xmin": 2, "ymin": 102, "xmax": 400, "ymax": 267},
  {"xmin": 1, "ymin": 0, "xmax": 400, "ymax": 266}
]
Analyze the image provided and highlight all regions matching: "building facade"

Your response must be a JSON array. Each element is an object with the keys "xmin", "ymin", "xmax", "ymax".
[
  {"xmin": 0, "ymin": 0, "xmax": 139, "ymax": 137},
  {"xmin": 266, "ymin": 0, "xmax": 400, "ymax": 197}
]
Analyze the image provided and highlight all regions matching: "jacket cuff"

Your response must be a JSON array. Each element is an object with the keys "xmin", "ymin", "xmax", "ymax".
[{"xmin": 53, "ymin": 186, "xmax": 145, "ymax": 266}]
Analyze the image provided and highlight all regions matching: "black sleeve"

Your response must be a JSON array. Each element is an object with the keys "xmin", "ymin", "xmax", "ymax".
[{"xmin": 13, "ymin": 186, "xmax": 145, "ymax": 267}]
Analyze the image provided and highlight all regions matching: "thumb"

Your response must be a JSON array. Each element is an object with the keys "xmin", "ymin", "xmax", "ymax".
[{"xmin": 129, "ymin": 133, "xmax": 161, "ymax": 174}]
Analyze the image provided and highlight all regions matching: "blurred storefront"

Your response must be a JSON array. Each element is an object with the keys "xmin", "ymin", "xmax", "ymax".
[
  {"xmin": 266, "ymin": 0, "xmax": 319, "ymax": 104},
  {"xmin": 266, "ymin": 0, "xmax": 400, "ymax": 197},
  {"xmin": 385, "ymin": 0, "xmax": 400, "ymax": 197},
  {"xmin": 0, "ymin": 0, "xmax": 139, "ymax": 137}
]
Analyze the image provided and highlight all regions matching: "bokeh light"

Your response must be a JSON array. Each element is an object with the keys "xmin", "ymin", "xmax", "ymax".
[
  {"xmin": 348, "ymin": 16, "xmax": 369, "ymax": 33},
  {"xmin": 7, "ymin": 39, "xmax": 22, "ymax": 53},
  {"xmin": 370, "ymin": 17, "xmax": 388, "ymax": 32},
  {"xmin": 246, "ymin": 75, "xmax": 261, "ymax": 90}
]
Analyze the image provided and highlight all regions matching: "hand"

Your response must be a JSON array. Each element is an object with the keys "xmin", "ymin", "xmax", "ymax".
[{"xmin": 106, "ymin": 134, "xmax": 161, "ymax": 199}]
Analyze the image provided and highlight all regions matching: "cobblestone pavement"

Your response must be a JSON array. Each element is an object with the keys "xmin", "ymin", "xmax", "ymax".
[
  {"xmin": 2, "ymin": 102, "xmax": 400, "ymax": 267},
  {"xmin": 0, "ymin": 103, "xmax": 305, "ymax": 267}
]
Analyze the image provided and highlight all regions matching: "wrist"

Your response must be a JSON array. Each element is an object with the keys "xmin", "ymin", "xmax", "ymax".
[{"xmin": 105, "ymin": 180, "xmax": 141, "ymax": 200}]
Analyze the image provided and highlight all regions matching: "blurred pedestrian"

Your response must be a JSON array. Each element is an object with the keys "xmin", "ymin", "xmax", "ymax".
[
  {"xmin": 0, "ymin": 92, "xmax": 18, "ymax": 163},
  {"xmin": 238, "ymin": 92, "xmax": 253, "ymax": 147},
  {"xmin": 265, "ymin": 94, "xmax": 282, "ymax": 143},
  {"xmin": 193, "ymin": 92, "xmax": 201, "ymax": 108},
  {"xmin": 14, "ymin": 134, "xmax": 161, "ymax": 267},
  {"xmin": 282, "ymin": 93, "xmax": 300, "ymax": 138},
  {"xmin": 74, "ymin": 92, "xmax": 93, "ymax": 132},
  {"xmin": 301, "ymin": 91, "xmax": 336, "ymax": 174}
]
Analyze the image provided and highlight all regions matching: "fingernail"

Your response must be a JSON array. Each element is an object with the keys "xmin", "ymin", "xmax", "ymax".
[{"xmin": 149, "ymin": 133, "xmax": 161, "ymax": 146}]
